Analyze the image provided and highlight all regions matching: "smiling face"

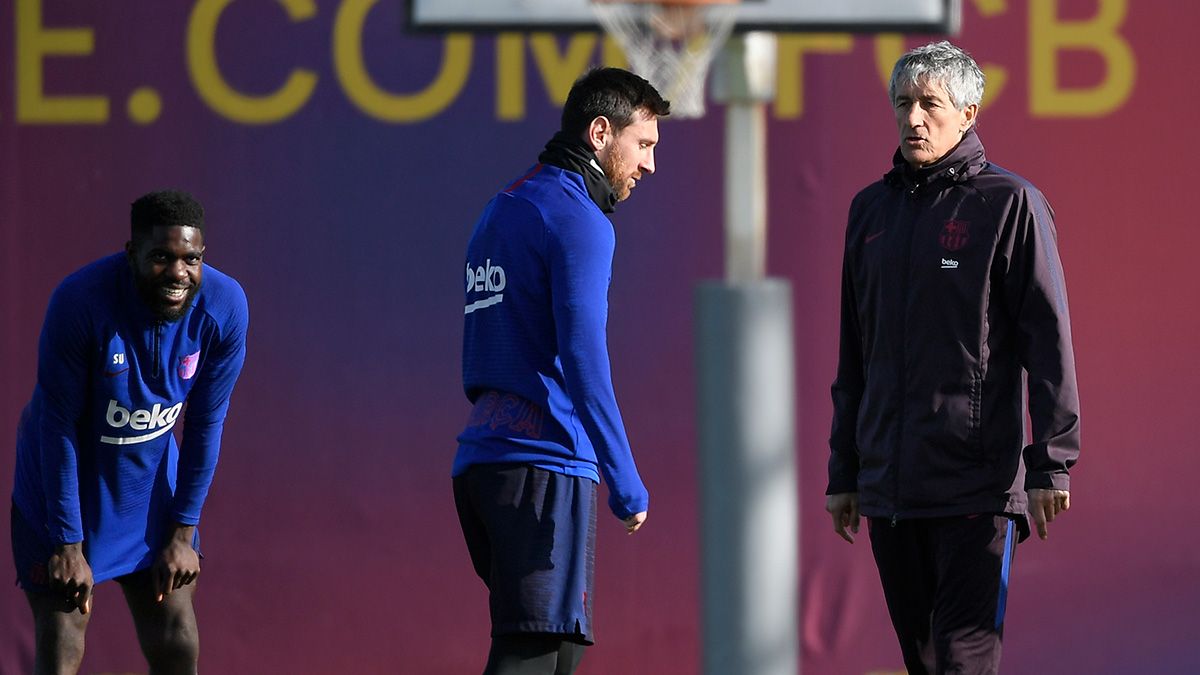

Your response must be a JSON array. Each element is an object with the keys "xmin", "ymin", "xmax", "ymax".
[
  {"xmin": 590, "ymin": 108, "xmax": 659, "ymax": 202},
  {"xmin": 893, "ymin": 76, "xmax": 977, "ymax": 168},
  {"xmin": 126, "ymin": 225, "xmax": 205, "ymax": 321}
]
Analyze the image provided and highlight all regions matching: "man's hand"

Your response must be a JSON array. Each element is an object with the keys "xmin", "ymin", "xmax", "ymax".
[
  {"xmin": 623, "ymin": 511, "xmax": 647, "ymax": 535},
  {"xmin": 153, "ymin": 524, "xmax": 200, "ymax": 602},
  {"xmin": 1027, "ymin": 488, "xmax": 1070, "ymax": 540},
  {"xmin": 825, "ymin": 493, "xmax": 860, "ymax": 544},
  {"xmin": 49, "ymin": 542, "xmax": 94, "ymax": 614}
]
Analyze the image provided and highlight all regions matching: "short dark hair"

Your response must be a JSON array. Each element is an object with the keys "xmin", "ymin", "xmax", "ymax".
[
  {"xmin": 130, "ymin": 190, "xmax": 204, "ymax": 239},
  {"xmin": 561, "ymin": 67, "xmax": 670, "ymax": 138}
]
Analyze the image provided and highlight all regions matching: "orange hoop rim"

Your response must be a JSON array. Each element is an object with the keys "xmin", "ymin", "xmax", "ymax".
[{"xmin": 591, "ymin": 0, "xmax": 739, "ymax": 6}]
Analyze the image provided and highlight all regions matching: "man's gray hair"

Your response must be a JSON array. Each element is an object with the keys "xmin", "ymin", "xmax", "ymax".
[{"xmin": 889, "ymin": 41, "xmax": 985, "ymax": 110}]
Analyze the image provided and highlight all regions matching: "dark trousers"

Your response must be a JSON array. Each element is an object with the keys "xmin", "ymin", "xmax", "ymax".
[{"xmin": 868, "ymin": 515, "xmax": 1017, "ymax": 675}]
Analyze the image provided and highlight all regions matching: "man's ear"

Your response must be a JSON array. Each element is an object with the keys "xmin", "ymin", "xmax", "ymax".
[
  {"xmin": 125, "ymin": 240, "xmax": 135, "ymax": 259},
  {"xmin": 586, "ymin": 116, "xmax": 613, "ymax": 152},
  {"xmin": 961, "ymin": 103, "xmax": 978, "ymax": 133}
]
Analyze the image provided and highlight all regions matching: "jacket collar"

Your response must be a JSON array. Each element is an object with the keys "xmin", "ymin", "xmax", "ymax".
[
  {"xmin": 884, "ymin": 127, "xmax": 988, "ymax": 190},
  {"xmin": 537, "ymin": 131, "xmax": 618, "ymax": 214}
]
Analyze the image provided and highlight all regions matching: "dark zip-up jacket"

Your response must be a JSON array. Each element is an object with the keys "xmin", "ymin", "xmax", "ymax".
[{"xmin": 828, "ymin": 129, "xmax": 1080, "ymax": 530}]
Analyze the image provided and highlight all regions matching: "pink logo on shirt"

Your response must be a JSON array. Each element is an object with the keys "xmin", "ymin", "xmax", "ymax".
[
  {"xmin": 940, "ymin": 219, "xmax": 970, "ymax": 251},
  {"xmin": 179, "ymin": 350, "xmax": 200, "ymax": 380}
]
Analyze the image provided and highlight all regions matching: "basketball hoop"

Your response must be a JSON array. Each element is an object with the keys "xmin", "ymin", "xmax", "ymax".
[{"xmin": 591, "ymin": 0, "xmax": 740, "ymax": 119}]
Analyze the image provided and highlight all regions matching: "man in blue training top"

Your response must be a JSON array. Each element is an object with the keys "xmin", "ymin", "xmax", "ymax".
[
  {"xmin": 11, "ymin": 190, "xmax": 249, "ymax": 674},
  {"xmin": 455, "ymin": 67, "xmax": 668, "ymax": 675}
]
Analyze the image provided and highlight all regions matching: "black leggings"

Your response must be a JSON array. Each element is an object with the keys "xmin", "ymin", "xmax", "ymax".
[{"xmin": 483, "ymin": 634, "xmax": 587, "ymax": 675}]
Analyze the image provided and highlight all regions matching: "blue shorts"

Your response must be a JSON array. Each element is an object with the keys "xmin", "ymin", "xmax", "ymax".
[{"xmin": 453, "ymin": 463, "xmax": 597, "ymax": 644}]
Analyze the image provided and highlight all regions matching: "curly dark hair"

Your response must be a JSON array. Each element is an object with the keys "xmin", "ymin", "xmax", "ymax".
[
  {"xmin": 561, "ymin": 67, "xmax": 670, "ymax": 137},
  {"xmin": 130, "ymin": 190, "xmax": 205, "ymax": 240}
]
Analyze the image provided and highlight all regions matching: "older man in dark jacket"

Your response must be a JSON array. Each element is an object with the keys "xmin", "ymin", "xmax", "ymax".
[{"xmin": 825, "ymin": 41, "xmax": 1080, "ymax": 675}]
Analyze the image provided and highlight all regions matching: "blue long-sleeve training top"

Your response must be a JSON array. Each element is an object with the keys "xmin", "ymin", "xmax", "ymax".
[
  {"xmin": 12, "ymin": 253, "xmax": 248, "ymax": 583},
  {"xmin": 455, "ymin": 163, "xmax": 649, "ymax": 520}
]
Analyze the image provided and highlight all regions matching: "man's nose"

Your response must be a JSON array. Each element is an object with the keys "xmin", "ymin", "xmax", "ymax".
[
  {"xmin": 905, "ymin": 104, "xmax": 924, "ymax": 128},
  {"xmin": 641, "ymin": 150, "xmax": 655, "ymax": 175}
]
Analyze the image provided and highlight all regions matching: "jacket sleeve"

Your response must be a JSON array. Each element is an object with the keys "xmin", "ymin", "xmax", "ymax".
[
  {"xmin": 1001, "ymin": 188, "xmax": 1080, "ymax": 491},
  {"xmin": 172, "ymin": 283, "xmax": 249, "ymax": 524},
  {"xmin": 828, "ymin": 208, "xmax": 864, "ymax": 495},
  {"xmin": 546, "ymin": 214, "xmax": 648, "ymax": 520},
  {"xmin": 36, "ymin": 283, "xmax": 92, "ymax": 544}
]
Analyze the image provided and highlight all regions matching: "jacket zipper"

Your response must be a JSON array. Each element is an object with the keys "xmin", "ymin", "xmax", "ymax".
[
  {"xmin": 153, "ymin": 321, "xmax": 162, "ymax": 379},
  {"xmin": 893, "ymin": 182, "xmax": 920, "ymax": 525}
]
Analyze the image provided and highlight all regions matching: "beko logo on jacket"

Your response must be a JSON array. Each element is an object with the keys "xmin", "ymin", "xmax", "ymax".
[
  {"xmin": 465, "ymin": 258, "xmax": 506, "ymax": 314},
  {"xmin": 101, "ymin": 399, "xmax": 183, "ymax": 445}
]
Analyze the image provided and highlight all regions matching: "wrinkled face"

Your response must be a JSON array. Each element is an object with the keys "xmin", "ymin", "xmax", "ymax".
[
  {"xmin": 126, "ymin": 225, "xmax": 205, "ymax": 322},
  {"xmin": 894, "ymin": 77, "xmax": 977, "ymax": 168},
  {"xmin": 595, "ymin": 109, "xmax": 659, "ymax": 202}
]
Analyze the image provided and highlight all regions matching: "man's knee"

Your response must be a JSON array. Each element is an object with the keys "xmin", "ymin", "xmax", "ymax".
[
  {"xmin": 28, "ymin": 593, "xmax": 90, "ymax": 673},
  {"xmin": 140, "ymin": 611, "xmax": 200, "ymax": 668},
  {"xmin": 937, "ymin": 625, "xmax": 1002, "ymax": 675},
  {"xmin": 118, "ymin": 570, "xmax": 200, "ymax": 670}
]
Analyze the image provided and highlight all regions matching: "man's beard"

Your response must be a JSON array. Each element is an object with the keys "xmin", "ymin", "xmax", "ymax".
[
  {"xmin": 134, "ymin": 274, "xmax": 200, "ymax": 322},
  {"xmin": 601, "ymin": 143, "xmax": 631, "ymax": 202}
]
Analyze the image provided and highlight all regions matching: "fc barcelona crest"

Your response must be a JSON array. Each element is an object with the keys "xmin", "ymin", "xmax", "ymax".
[
  {"xmin": 940, "ymin": 220, "xmax": 970, "ymax": 251},
  {"xmin": 178, "ymin": 350, "xmax": 200, "ymax": 380}
]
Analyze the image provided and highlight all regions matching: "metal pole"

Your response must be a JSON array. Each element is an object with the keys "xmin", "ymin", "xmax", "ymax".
[
  {"xmin": 696, "ymin": 280, "xmax": 798, "ymax": 675},
  {"xmin": 698, "ymin": 32, "xmax": 799, "ymax": 675},
  {"xmin": 722, "ymin": 95, "xmax": 767, "ymax": 282},
  {"xmin": 715, "ymin": 32, "xmax": 774, "ymax": 283}
]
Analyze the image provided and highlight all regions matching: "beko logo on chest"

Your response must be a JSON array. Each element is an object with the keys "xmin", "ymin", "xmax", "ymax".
[
  {"xmin": 465, "ymin": 258, "xmax": 506, "ymax": 314},
  {"xmin": 101, "ymin": 399, "xmax": 183, "ymax": 445}
]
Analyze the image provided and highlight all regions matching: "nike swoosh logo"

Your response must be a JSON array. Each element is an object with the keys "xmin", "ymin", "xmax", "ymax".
[
  {"xmin": 865, "ymin": 230, "xmax": 886, "ymax": 244},
  {"xmin": 104, "ymin": 368, "xmax": 130, "ymax": 377}
]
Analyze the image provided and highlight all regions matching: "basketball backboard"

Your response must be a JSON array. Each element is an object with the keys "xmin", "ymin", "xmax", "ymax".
[{"xmin": 409, "ymin": 0, "xmax": 960, "ymax": 34}]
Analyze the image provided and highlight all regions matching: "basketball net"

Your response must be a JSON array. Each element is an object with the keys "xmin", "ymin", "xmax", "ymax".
[{"xmin": 592, "ymin": 0, "xmax": 739, "ymax": 119}]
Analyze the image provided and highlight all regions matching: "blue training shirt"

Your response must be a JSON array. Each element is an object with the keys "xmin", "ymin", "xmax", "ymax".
[
  {"xmin": 456, "ymin": 163, "xmax": 649, "ymax": 521},
  {"xmin": 12, "ymin": 253, "xmax": 249, "ymax": 583}
]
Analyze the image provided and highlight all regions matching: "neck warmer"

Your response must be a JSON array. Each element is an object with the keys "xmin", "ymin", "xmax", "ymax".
[{"xmin": 538, "ymin": 131, "xmax": 618, "ymax": 214}]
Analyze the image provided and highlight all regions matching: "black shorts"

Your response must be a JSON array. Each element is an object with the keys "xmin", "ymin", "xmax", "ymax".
[
  {"xmin": 454, "ymin": 464, "xmax": 597, "ymax": 644},
  {"xmin": 11, "ymin": 502, "xmax": 54, "ymax": 592}
]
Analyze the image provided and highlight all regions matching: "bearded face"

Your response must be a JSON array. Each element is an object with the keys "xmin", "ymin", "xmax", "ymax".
[
  {"xmin": 127, "ymin": 226, "xmax": 205, "ymax": 322},
  {"xmin": 595, "ymin": 109, "xmax": 660, "ymax": 202},
  {"xmin": 600, "ymin": 139, "xmax": 634, "ymax": 202}
]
